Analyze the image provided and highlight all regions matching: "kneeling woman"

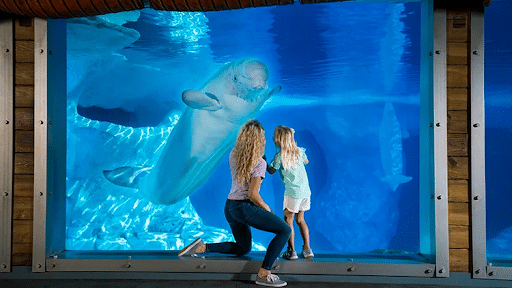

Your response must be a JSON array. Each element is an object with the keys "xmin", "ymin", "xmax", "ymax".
[{"xmin": 179, "ymin": 119, "xmax": 291, "ymax": 288}]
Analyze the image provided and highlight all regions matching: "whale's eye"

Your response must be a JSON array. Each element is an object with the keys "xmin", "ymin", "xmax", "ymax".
[{"xmin": 233, "ymin": 75, "xmax": 237, "ymax": 81}]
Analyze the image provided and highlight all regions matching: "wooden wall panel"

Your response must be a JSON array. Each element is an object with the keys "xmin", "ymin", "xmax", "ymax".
[
  {"xmin": 448, "ymin": 179, "xmax": 469, "ymax": 203},
  {"xmin": 447, "ymin": 88, "xmax": 468, "ymax": 110},
  {"xmin": 446, "ymin": 7, "xmax": 470, "ymax": 273},
  {"xmin": 450, "ymin": 225, "xmax": 469, "ymax": 249},
  {"xmin": 450, "ymin": 248, "xmax": 470, "ymax": 272},
  {"xmin": 12, "ymin": 14, "xmax": 35, "ymax": 267},
  {"xmin": 14, "ymin": 85, "xmax": 34, "ymax": 108},
  {"xmin": 13, "ymin": 175, "xmax": 34, "ymax": 197}
]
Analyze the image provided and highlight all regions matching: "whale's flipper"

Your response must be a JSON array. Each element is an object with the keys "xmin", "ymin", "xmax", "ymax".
[
  {"xmin": 182, "ymin": 90, "xmax": 222, "ymax": 111},
  {"xmin": 268, "ymin": 85, "xmax": 281, "ymax": 98},
  {"xmin": 103, "ymin": 166, "xmax": 152, "ymax": 189},
  {"xmin": 381, "ymin": 174, "xmax": 413, "ymax": 192}
]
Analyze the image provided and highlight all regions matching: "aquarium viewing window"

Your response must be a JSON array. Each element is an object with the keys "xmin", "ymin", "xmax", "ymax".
[
  {"xmin": 472, "ymin": 0, "xmax": 512, "ymax": 280},
  {"xmin": 29, "ymin": 0, "xmax": 451, "ymax": 277}
]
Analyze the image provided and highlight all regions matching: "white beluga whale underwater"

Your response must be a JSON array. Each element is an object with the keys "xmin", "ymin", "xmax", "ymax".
[
  {"xmin": 379, "ymin": 101, "xmax": 412, "ymax": 191},
  {"xmin": 103, "ymin": 58, "xmax": 281, "ymax": 205}
]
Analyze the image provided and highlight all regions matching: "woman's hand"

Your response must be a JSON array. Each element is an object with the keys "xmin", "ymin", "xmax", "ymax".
[{"xmin": 248, "ymin": 177, "xmax": 271, "ymax": 212}]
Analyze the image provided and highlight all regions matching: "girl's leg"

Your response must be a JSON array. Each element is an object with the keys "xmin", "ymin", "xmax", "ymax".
[
  {"xmin": 295, "ymin": 211, "xmax": 310, "ymax": 250},
  {"xmin": 283, "ymin": 209, "xmax": 295, "ymax": 251}
]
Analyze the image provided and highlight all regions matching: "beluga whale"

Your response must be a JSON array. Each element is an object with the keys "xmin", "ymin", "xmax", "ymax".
[
  {"xmin": 379, "ymin": 102, "xmax": 412, "ymax": 191},
  {"xmin": 103, "ymin": 58, "xmax": 281, "ymax": 205}
]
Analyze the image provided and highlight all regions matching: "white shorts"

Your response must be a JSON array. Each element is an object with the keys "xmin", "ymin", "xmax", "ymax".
[{"xmin": 283, "ymin": 196, "xmax": 311, "ymax": 213}]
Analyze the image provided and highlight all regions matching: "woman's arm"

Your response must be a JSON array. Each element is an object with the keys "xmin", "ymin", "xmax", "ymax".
[
  {"xmin": 267, "ymin": 165, "xmax": 277, "ymax": 174},
  {"xmin": 248, "ymin": 177, "xmax": 271, "ymax": 212}
]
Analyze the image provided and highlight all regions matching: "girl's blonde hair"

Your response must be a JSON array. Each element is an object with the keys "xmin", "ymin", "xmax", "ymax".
[
  {"xmin": 233, "ymin": 119, "xmax": 266, "ymax": 184},
  {"xmin": 273, "ymin": 126, "xmax": 300, "ymax": 170}
]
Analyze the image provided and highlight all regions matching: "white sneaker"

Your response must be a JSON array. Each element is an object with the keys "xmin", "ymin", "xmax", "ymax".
[
  {"xmin": 178, "ymin": 238, "xmax": 204, "ymax": 256},
  {"xmin": 256, "ymin": 274, "xmax": 287, "ymax": 287}
]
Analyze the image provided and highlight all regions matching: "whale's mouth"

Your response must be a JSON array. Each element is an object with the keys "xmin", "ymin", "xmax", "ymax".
[{"xmin": 237, "ymin": 87, "xmax": 268, "ymax": 102}]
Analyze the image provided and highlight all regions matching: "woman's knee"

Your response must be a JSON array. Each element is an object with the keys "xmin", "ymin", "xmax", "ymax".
[{"xmin": 236, "ymin": 245, "xmax": 251, "ymax": 256}]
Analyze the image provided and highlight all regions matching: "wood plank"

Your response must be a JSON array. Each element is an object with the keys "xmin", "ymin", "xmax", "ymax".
[
  {"xmin": 12, "ymin": 219, "xmax": 33, "ymax": 244},
  {"xmin": 447, "ymin": 65, "xmax": 468, "ymax": 88},
  {"xmin": 14, "ymin": 107, "xmax": 34, "ymax": 131},
  {"xmin": 15, "ymin": 130, "xmax": 34, "ymax": 153},
  {"xmin": 12, "ymin": 243, "xmax": 32, "ymax": 266},
  {"xmin": 448, "ymin": 179, "xmax": 469, "ymax": 203},
  {"xmin": 14, "ymin": 62, "xmax": 34, "ymax": 86},
  {"xmin": 15, "ymin": 85, "xmax": 34, "ymax": 108},
  {"xmin": 13, "ymin": 196, "xmax": 34, "ymax": 220},
  {"xmin": 450, "ymin": 248, "xmax": 470, "ymax": 272},
  {"xmin": 447, "ymin": 19, "xmax": 468, "ymax": 43},
  {"xmin": 448, "ymin": 156, "xmax": 469, "ymax": 179},
  {"xmin": 447, "ymin": 110, "xmax": 467, "ymax": 134},
  {"xmin": 14, "ymin": 17, "xmax": 34, "ymax": 40},
  {"xmin": 447, "ymin": 10, "xmax": 469, "ymax": 20},
  {"xmin": 449, "ymin": 225, "xmax": 469, "ymax": 249},
  {"xmin": 447, "ymin": 42, "xmax": 468, "ymax": 65},
  {"xmin": 15, "ymin": 40, "xmax": 34, "ymax": 63},
  {"xmin": 449, "ymin": 202, "xmax": 469, "ymax": 226},
  {"xmin": 447, "ymin": 134, "xmax": 468, "ymax": 157},
  {"xmin": 14, "ymin": 152, "xmax": 34, "ymax": 174},
  {"xmin": 447, "ymin": 88, "xmax": 468, "ymax": 111},
  {"xmin": 13, "ymin": 174, "xmax": 34, "ymax": 197}
]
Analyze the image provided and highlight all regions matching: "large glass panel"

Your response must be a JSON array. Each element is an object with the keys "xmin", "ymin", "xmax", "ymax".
[
  {"xmin": 485, "ymin": 0, "xmax": 512, "ymax": 264},
  {"xmin": 65, "ymin": 1, "xmax": 422, "ymax": 257}
]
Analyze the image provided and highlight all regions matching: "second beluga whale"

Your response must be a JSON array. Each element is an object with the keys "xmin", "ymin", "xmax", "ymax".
[
  {"xmin": 379, "ymin": 102, "xmax": 412, "ymax": 191},
  {"xmin": 103, "ymin": 58, "xmax": 281, "ymax": 205}
]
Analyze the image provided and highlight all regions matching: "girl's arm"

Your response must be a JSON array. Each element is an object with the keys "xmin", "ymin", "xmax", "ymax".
[{"xmin": 248, "ymin": 177, "xmax": 271, "ymax": 212}]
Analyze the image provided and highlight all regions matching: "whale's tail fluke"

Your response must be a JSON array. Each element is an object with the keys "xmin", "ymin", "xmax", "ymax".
[
  {"xmin": 381, "ymin": 174, "xmax": 412, "ymax": 192},
  {"xmin": 103, "ymin": 165, "xmax": 152, "ymax": 189}
]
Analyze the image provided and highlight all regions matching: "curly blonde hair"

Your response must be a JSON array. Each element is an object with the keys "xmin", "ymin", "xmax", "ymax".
[
  {"xmin": 273, "ymin": 126, "xmax": 300, "ymax": 170},
  {"xmin": 233, "ymin": 119, "xmax": 266, "ymax": 184}
]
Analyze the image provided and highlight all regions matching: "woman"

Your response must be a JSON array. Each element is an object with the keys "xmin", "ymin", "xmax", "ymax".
[{"xmin": 179, "ymin": 119, "xmax": 291, "ymax": 288}]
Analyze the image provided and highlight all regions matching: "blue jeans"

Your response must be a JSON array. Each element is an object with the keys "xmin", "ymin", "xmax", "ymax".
[{"xmin": 205, "ymin": 199, "xmax": 291, "ymax": 270}]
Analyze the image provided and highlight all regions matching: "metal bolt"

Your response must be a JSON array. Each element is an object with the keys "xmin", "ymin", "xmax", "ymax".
[
  {"xmin": 40, "ymin": 49, "xmax": 44, "ymax": 54},
  {"xmin": 435, "ymin": 50, "xmax": 441, "ymax": 54},
  {"xmin": 475, "ymin": 269, "xmax": 480, "ymax": 274},
  {"xmin": 1, "ymin": 264, "xmax": 6, "ymax": 269},
  {"xmin": 489, "ymin": 271, "xmax": 495, "ymax": 276},
  {"xmin": 474, "ymin": 196, "xmax": 479, "ymax": 201},
  {"xmin": 348, "ymin": 267, "xmax": 355, "ymax": 272},
  {"xmin": 51, "ymin": 264, "xmax": 56, "ymax": 268},
  {"xmin": 436, "ymin": 123, "xmax": 441, "ymax": 127},
  {"xmin": 5, "ymin": 120, "xmax": 9, "ymax": 124},
  {"xmin": 439, "ymin": 268, "xmax": 444, "ymax": 274},
  {"xmin": 39, "ymin": 192, "xmax": 43, "ymax": 196},
  {"xmin": 5, "ymin": 49, "xmax": 9, "ymax": 53},
  {"xmin": 473, "ymin": 51, "xmax": 478, "ymax": 55},
  {"xmin": 40, "ymin": 120, "xmax": 44, "ymax": 125},
  {"xmin": 473, "ymin": 123, "xmax": 480, "ymax": 127},
  {"xmin": 197, "ymin": 264, "xmax": 206, "ymax": 269},
  {"xmin": 125, "ymin": 263, "xmax": 131, "ymax": 268},
  {"xmin": 437, "ymin": 195, "xmax": 443, "ymax": 200},
  {"xmin": 3, "ymin": 192, "xmax": 7, "ymax": 197},
  {"xmin": 37, "ymin": 264, "xmax": 42, "ymax": 268},
  {"xmin": 425, "ymin": 269, "xmax": 432, "ymax": 274}
]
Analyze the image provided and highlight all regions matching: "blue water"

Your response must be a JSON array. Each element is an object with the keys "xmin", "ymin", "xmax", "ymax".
[
  {"xmin": 484, "ymin": 1, "xmax": 512, "ymax": 259},
  {"xmin": 65, "ymin": 2, "xmax": 421, "ymax": 255}
]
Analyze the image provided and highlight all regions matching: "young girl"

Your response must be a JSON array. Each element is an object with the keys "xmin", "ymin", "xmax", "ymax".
[{"xmin": 268, "ymin": 125, "xmax": 314, "ymax": 260}]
